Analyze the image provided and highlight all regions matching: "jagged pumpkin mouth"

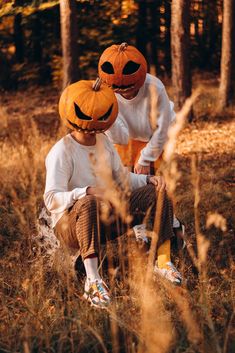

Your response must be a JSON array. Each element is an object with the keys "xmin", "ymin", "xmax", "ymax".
[
  {"xmin": 112, "ymin": 83, "xmax": 134, "ymax": 89},
  {"xmin": 67, "ymin": 120, "xmax": 106, "ymax": 134},
  {"xmin": 111, "ymin": 83, "xmax": 135, "ymax": 92}
]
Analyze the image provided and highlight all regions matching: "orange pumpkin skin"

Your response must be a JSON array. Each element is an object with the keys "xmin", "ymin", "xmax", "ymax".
[
  {"xmin": 98, "ymin": 43, "xmax": 147, "ymax": 92},
  {"xmin": 59, "ymin": 79, "xmax": 118, "ymax": 133}
]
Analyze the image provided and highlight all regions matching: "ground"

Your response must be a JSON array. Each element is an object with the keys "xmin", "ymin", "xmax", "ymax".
[{"xmin": 0, "ymin": 77, "xmax": 234, "ymax": 353}]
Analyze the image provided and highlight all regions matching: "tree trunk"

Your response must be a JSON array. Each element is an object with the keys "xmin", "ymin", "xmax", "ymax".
[
  {"xmin": 200, "ymin": 0, "xmax": 219, "ymax": 70},
  {"xmin": 218, "ymin": 0, "xmax": 234, "ymax": 109},
  {"xmin": 60, "ymin": 0, "xmax": 80, "ymax": 89},
  {"xmin": 164, "ymin": 0, "xmax": 172, "ymax": 75},
  {"xmin": 231, "ymin": 0, "xmax": 235, "ymax": 99},
  {"xmin": 171, "ymin": 0, "xmax": 191, "ymax": 113},
  {"xmin": 148, "ymin": 0, "xmax": 161, "ymax": 76},
  {"xmin": 31, "ymin": 13, "xmax": 42, "ymax": 63},
  {"xmin": 136, "ymin": 0, "xmax": 148, "ymax": 59},
  {"xmin": 14, "ymin": 13, "xmax": 24, "ymax": 63},
  {"xmin": 13, "ymin": 0, "xmax": 24, "ymax": 63}
]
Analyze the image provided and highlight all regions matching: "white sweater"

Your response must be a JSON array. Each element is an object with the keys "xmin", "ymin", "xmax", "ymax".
[
  {"xmin": 44, "ymin": 133, "xmax": 147, "ymax": 227},
  {"xmin": 106, "ymin": 74, "xmax": 176, "ymax": 166}
]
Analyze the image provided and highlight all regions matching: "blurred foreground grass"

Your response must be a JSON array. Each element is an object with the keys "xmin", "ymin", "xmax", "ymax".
[{"xmin": 0, "ymin": 76, "xmax": 234, "ymax": 353}]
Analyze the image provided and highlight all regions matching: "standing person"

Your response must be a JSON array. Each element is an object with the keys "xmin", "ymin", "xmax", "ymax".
[
  {"xmin": 98, "ymin": 42, "xmax": 175, "ymax": 175},
  {"xmin": 44, "ymin": 79, "xmax": 182, "ymax": 309},
  {"xmin": 98, "ymin": 43, "xmax": 185, "ymax": 263}
]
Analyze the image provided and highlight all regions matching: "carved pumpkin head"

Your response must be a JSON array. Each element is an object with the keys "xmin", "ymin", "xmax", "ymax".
[
  {"xmin": 59, "ymin": 78, "xmax": 118, "ymax": 134},
  {"xmin": 98, "ymin": 42, "xmax": 147, "ymax": 94}
]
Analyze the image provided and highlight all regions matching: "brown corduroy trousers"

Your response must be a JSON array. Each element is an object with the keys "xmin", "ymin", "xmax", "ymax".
[{"xmin": 54, "ymin": 184, "xmax": 174, "ymax": 260}]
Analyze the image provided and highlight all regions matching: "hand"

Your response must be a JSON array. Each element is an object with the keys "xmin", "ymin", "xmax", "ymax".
[
  {"xmin": 134, "ymin": 162, "xmax": 150, "ymax": 175},
  {"xmin": 148, "ymin": 175, "xmax": 166, "ymax": 192},
  {"xmin": 86, "ymin": 187, "xmax": 106, "ymax": 199},
  {"xmin": 86, "ymin": 187, "xmax": 113, "ymax": 210}
]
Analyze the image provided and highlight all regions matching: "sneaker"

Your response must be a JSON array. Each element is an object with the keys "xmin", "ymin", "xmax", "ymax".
[
  {"xmin": 154, "ymin": 261, "xmax": 183, "ymax": 285},
  {"xmin": 173, "ymin": 220, "xmax": 186, "ymax": 250},
  {"xmin": 133, "ymin": 224, "xmax": 149, "ymax": 244},
  {"xmin": 83, "ymin": 278, "xmax": 111, "ymax": 308}
]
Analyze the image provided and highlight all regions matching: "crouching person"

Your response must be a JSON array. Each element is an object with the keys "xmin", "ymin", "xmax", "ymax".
[{"xmin": 44, "ymin": 79, "xmax": 182, "ymax": 309}]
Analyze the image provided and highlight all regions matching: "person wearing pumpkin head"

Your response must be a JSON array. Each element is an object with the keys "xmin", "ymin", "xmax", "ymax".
[
  {"xmin": 43, "ymin": 78, "xmax": 182, "ymax": 309},
  {"xmin": 98, "ymin": 42, "xmax": 185, "ymax": 272},
  {"xmin": 98, "ymin": 42, "xmax": 174, "ymax": 176}
]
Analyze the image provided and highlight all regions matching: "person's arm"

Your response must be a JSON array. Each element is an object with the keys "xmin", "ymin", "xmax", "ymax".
[
  {"xmin": 109, "ymin": 141, "xmax": 147, "ymax": 190},
  {"xmin": 105, "ymin": 114, "xmax": 129, "ymax": 145},
  {"xmin": 106, "ymin": 137, "xmax": 167, "ymax": 192},
  {"xmin": 86, "ymin": 186, "xmax": 106, "ymax": 198},
  {"xmin": 146, "ymin": 174, "xmax": 166, "ymax": 191},
  {"xmin": 135, "ymin": 87, "xmax": 173, "ymax": 172},
  {"xmin": 113, "ymin": 152, "xmax": 166, "ymax": 191},
  {"xmin": 129, "ymin": 173, "xmax": 166, "ymax": 191},
  {"xmin": 44, "ymin": 150, "xmax": 89, "ymax": 214}
]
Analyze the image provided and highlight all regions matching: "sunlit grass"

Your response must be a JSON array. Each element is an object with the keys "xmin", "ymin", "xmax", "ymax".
[{"xmin": 0, "ymin": 78, "xmax": 234, "ymax": 353}]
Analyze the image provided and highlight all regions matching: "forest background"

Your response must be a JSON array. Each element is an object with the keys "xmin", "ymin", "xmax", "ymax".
[{"xmin": 0, "ymin": 1, "xmax": 234, "ymax": 353}]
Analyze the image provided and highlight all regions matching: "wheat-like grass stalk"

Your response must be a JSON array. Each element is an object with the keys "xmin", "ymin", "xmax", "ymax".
[{"xmin": 0, "ymin": 83, "xmax": 234, "ymax": 353}]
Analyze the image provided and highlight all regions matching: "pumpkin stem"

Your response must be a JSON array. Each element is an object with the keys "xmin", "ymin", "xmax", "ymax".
[
  {"xmin": 118, "ymin": 42, "xmax": 128, "ymax": 52},
  {"xmin": 92, "ymin": 77, "xmax": 102, "ymax": 91}
]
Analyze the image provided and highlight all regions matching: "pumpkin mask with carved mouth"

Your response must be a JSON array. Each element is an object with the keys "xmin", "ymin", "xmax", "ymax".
[
  {"xmin": 98, "ymin": 42, "xmax": 147, "ymax": 93},
  {"xmin": 59, "ymin": 78, "xmax": 118, "ymax": 134}
]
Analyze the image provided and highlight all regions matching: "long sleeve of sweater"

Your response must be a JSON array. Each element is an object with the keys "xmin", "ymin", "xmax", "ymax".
[
  {"xmin": 138, "ymin": 87, "xmax": 173, "ymax": 166},
  {"xmin": 110, "ymin": 142, "xmax": 147, "ymax": 190},
  {"xmin": 44, "ymin": 147, "xmax": 88, "ymax": 214}
]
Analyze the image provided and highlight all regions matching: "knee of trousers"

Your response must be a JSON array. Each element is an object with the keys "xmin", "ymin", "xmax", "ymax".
[
  {"xmin": 146, "ymin": 183, "xmax": 156, "ymax": 193},
  {"xmin": 149, "ymin": 186, "xmax": 171, "ymax": 207},
  {"xmin": 75, "ymin": 195, "xmax": 98, "ymax": 216},
  {"xmin": 144, "ymin": 184, "xmax": 158, "ymax": 203},
  {"xmin": 161, "ymin": 191, "xmax": 173, "ymax": 211}
]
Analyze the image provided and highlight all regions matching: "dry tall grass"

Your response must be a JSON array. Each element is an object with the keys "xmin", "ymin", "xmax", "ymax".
[{"xmin": 0, "ymin": 81, "xmax": 234, "ymax": 353}]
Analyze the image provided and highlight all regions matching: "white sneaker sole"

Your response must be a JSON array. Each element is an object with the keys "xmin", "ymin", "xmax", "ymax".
[
  {"xmin": 154, "ymin": 262, "xmax": 183, "ymax": 286},
  {"xmin": 83, "ymin": 292, "xmax": 110, "ymax": 309}
]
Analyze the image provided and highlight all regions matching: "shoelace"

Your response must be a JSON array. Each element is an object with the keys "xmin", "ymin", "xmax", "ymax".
[
  {"xmin": 165, "ymin": 262, "xmax": 182, "ymax": 279},
  {"xmin": 96, "ymin": 282, "xmax": 107, "ymax": 296},
  {"xmin": 167, "ymin": 266, "xmax": 179, "ymax": 277}
]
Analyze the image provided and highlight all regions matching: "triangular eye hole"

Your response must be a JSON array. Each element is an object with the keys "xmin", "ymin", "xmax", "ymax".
[
  {"xmin": 98, "ymin": 104, "xmax": 113, "ymax": 121},
  {"xmin": 122, "ymin": 61, "xmax": 140, "ymax": 75},
  {"xmin": 101, "ymin": 61, "xmax": 114, "ymax": 74},
  {"xmin": 74, "ymin": 102, "xmax": 92, "ymax": 120}
]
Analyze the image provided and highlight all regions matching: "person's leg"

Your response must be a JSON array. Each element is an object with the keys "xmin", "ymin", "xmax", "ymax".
[
  {"xmin": 83, "ymin": 255, "xmax": 101, "ymax": 282},
  {"xmin": 129, "ymin": 184, "xmax": 174, "ymax": 246},
  {"xmin": 172, "ymin": 217, "xmax": 186, "ymax": 250},
  {"xmin": 55, "ymin": 195, "xmax": 110, "ymax": 307},
  {"xmin": 54, "ymin": 195, "xmax": 100, "ymax": 260},
  {"xmin": 157, "ymin": 239, "xmax": 171, "ymax": 269},
  {"xmin": 129, "ymin": 184, "xmax": 182, "ymax": 284}
]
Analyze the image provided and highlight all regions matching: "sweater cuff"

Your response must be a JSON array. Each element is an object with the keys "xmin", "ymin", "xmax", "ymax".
[
  {"xmin": 73, "ymin": 186, "xmax": 89, "ymax": 200},
  {"xmin": 137, "ymin": 155, "xmax": 151, "ymax": 167}
]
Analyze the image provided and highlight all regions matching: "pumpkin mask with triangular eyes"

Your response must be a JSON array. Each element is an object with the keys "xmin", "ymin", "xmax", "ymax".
[
  {"xmin": 59, "ymin": 79, "xmax": 118, "ymax": 134},
  {"xmin": 98, "ymin": 43, "xmax": 147, "ymax": 93}
]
